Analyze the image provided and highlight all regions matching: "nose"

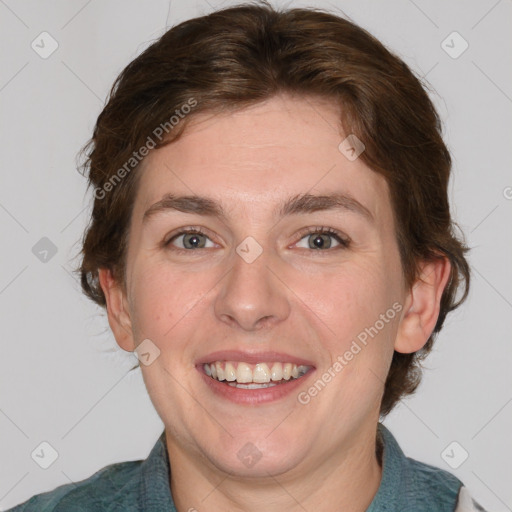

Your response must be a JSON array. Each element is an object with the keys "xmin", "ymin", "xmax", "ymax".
[{"xmin": 213, "ymin": 245, "xmax": 291, "ymax": 332}]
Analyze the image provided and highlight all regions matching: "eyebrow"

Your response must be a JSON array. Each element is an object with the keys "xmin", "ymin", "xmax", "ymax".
[{"xmin": 142, "ymin": 192, "xmax": 374, "ymax": 224}]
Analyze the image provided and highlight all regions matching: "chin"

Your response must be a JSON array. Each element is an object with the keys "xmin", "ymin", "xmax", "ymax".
[{"xmin": 198, "ymin": 432, "xmax": 308, "ymax": 479}]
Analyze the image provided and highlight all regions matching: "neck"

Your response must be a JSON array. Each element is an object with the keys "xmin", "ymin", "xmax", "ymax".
[{"xmin": 166, "ymin": 423, "xmax": 384, "ymax": 512}]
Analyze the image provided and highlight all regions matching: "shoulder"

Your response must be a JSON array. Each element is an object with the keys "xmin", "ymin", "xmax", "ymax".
[
  {"xmin": 371, "ymin": 423, "xmax": 488, "ymax": 512},
  {"xmin": 401, "ymin": 458, "xmax": 488, "ymax": 511},
  {"xmin": 396, "ymin": 445, "xmax": 488, "ymax": 511},
  {"xmin": 5, "ymin": 459, "xmax": 143, "ymax": 512},
  {"xmin": 407, "ymin": 454, "xmax": 462, "ymax": 492}
]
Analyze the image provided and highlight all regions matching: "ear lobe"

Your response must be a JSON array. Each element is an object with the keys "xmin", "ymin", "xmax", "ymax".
[
  {"xmin": 394, "ymin": 257, "xmax": 451, "ymax": 354},
  {"xmin": 98, "ymin": 268, "xmax": 135, "ymax": 352}
]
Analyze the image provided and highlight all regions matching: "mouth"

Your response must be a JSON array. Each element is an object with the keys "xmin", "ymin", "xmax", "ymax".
[
  {"xmin": 196, "ymin": 351, "xmax": 316, "ymax": 404},
  {"xmin": 202, "ymin": 361, "xmax": 312, "ymax": 389}
]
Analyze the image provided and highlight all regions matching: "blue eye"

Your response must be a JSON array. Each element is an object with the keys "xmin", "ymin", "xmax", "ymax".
[
  {"xmin": 164, "ymin": 226, "xmax": 350, "ymax": 252},
  {"xmin": 296, "ymin": 227, "xmax": 350, "ymax": 250},
  {"xmin": 166, "ymin": 229, "xmax": 214, "ymax": 250}
]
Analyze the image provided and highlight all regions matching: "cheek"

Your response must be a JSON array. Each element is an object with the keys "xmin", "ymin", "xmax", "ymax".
[
  {"xmin": 308, "ymin": 261, "xmax": 388, "ymax": 321},
  {"xmin": 301, "ymin": 260, "xmax": 400, "ymax": 357},
  {"xmin": 128, "ymin": 260, "xmax": 205, "ymax": 342}
]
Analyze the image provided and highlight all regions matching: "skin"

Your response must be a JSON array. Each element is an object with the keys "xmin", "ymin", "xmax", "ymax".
[{"xmin": 99, "ymin": 94, "xmax": 450, "ymax": 512}]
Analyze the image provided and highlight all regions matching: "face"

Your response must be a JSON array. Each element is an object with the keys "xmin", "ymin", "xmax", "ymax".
[{"xmin": 108, "ymin": 94, "xmax": 410, "ymax": 478}]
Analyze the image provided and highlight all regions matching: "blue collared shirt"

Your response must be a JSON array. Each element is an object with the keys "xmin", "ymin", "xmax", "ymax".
[{"xmin": 6, "ymin": 423, "xmax": 486, "ymax": 511}]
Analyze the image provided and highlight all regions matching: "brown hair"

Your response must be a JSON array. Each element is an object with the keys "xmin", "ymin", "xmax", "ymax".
[{"xmin": 77, "ymin": 1, "xmax": 470, "ymax": 416}]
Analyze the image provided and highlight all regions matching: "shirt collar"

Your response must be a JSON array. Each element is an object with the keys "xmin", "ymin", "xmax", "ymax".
[
  {"xmin": 366, "ymin": 422, "xmax": 406, "ymax": 511},
  {"xmin": 138, "ymin": 430, "xmax": 176, "ymax": 511}
]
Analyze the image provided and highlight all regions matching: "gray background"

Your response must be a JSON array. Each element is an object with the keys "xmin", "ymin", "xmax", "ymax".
[{"xmin": 1, "ymin": 0, "xmax": 511, "ymax": 510}]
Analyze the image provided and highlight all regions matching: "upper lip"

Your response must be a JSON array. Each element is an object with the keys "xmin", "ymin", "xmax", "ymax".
[{"xmin": 196, "ymin": 350, "xmax": 316, "ymax": 367}]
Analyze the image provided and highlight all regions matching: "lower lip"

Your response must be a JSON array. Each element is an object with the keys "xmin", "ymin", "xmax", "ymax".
[{"xmin": 197, "ymin": 366, "xmax": 315, "ymax": 405}]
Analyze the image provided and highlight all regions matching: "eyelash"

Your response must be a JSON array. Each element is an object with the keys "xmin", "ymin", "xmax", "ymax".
[{"xmin": 164, "ymin": 226, "xmax": 350, "ymax": 253}]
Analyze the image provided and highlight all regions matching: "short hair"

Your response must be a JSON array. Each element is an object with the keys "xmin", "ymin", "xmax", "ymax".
[{"xmin": 77, "ymin": 1, "xmax": 470, "ymax": 416}]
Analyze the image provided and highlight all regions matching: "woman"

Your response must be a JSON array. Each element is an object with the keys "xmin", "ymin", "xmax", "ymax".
[{"xmin": 7, "ymin": 2, "xmax": 486, "ymax": 511}]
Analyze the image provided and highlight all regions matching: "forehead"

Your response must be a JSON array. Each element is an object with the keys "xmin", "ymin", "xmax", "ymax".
[{"xmin": 134, "ymin": 95, "xmax": 392, "ymax": 224}]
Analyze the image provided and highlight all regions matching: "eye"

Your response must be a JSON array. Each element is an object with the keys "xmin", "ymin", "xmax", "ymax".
[
  {"xmin": 295, "ymin": 227, "xmax": 350, "ymax": 250},
  {"xmin": 165, "ymin": 228, "xmax": 215, "ymax": 251},
  {"xmin": 164, "ymin": 226, "xmax": 350, "ymax": 253}
]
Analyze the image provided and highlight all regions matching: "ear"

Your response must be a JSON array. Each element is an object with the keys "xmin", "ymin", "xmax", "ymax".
[
  {"xmin": 394, "ymin": 256, "xmax": 451, "ymax": 354},
  {"xmin": 98, "ymin": 268, "xmax": 135, "ymax": 352}
]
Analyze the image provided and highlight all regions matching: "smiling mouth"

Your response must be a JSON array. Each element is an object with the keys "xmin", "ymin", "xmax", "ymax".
[{"xmin": 203, "ymin": 361, "xmax": 313, "ymax": 389}]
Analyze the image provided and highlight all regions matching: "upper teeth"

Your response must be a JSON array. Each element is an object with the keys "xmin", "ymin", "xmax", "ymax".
[{"xmin": 204, "ymin": 361, "xmax": 311, "ymax": 383}]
